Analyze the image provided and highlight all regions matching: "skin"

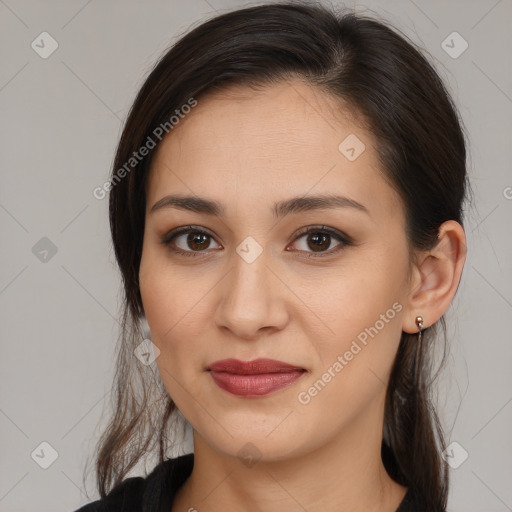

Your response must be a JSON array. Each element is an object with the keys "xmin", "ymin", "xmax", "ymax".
[{"xmin": 139, "ymin": 80, "xmax": 467, "ymax": 512}]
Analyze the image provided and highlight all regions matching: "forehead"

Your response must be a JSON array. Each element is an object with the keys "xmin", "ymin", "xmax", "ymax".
[{"xmin": 147, "ymin": 80, "xmax": 404, "ymax": 223}]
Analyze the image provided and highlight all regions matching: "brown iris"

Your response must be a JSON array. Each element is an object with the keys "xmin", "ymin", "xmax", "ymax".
[
  {"xmin": 187, "ymin": 233, "xmax": 210, "ymax": 251},
  {"xmin": 307, "ymin": 232, "xmax": 330, "ymax": 252}
]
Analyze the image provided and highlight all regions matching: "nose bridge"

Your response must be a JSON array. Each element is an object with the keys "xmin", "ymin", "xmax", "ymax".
[
  {"xmin": 215, "ymin": 239, "xmax": 287, "ymax": 337},
  {"xmin": 227, "ymin": 242, "xmax": 271, "ymax": 311}
]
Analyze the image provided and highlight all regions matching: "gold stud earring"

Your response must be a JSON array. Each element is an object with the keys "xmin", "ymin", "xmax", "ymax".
[
  {"xmin": 415, "ymin": 315, "xmax": 424, "ymax": 344},
  {"xmin": 415, "ymin": 315, "xmax": 423, "ymax": 332}
]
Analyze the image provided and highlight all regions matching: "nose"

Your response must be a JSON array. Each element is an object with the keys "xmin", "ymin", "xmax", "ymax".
[{"xmin": 214, "ymin": 247, "xmax": 289, "ymax": 340}]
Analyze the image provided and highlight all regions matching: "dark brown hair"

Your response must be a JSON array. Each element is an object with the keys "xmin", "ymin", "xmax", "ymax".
[{"xmin": 91, "ymin": 2, "xmax": 468, "ymax": 510}]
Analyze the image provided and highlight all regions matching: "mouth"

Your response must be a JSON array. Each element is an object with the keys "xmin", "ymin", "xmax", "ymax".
[{"xmin": 206, "ymin": 358, "xmax": 307, "ymax": 397}]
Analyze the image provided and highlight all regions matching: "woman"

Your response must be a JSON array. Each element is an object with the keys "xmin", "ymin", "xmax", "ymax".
[{"xmin": 76, "ymin": 2, "xmax": 468, "ymax": 511}]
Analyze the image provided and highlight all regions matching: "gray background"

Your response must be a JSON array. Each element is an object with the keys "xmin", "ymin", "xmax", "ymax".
[{"xmin": 0, "ymin": 0, "xmax": 511, "ymax": 511}]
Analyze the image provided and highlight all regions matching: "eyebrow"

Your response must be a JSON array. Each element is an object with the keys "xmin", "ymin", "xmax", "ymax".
[{"xmin": 150, "ymin": 193, "xmax": 369, "ymax": 218}]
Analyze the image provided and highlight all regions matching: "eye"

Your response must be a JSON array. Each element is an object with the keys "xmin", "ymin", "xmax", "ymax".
[
  {"xmin": 161, "ymin": 225, "xmax": 222, "ymax": 257},
  {"xmin": 287, "ymin": 225, "xmax": 352, "ymax": 258}
]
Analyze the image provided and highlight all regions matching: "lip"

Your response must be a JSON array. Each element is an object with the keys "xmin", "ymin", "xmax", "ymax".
[
  {"xmin": 207, "ymin": 358, "xmax": 306, "ymax": 397},
  {"xmin": 207, "ymin": 358, "xmax": 305, "ymax": 374}
]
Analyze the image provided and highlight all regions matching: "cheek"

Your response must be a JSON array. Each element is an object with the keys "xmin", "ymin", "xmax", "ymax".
[
  {"xmin": 140, "ymin": 237, "xmax": 193, "ymax": 327},
  {"xmin": 139, "ymin": 263, "xmax": 209, "ymax": 411},
  {"xmin": 139, "ymin": 248, "xmax": 215, "ymax": 372},
  {"xmin": 296, "ymin": 250, "xmax": 407, "ymax": 396},
  {"xmin": 140, "ymin": 271, "xmax": 195, "ymax": 342},
  {"xmin": 293, "ymin": 311, "xmax": 404, "ymax": 437},
  {"xmin": 299, "ymin": 252, "xmax": 406, "ymax": 345}
]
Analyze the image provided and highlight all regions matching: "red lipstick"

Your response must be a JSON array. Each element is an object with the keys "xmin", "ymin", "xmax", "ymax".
[{"xmin": 207, "ymin": 358, "xmax": 306, "ymax": 397}]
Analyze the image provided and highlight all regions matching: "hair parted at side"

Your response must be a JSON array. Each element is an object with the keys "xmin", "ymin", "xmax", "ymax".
[{"xmin": 91, "ymin": 2, "xmax": 468, "ymax": 510}]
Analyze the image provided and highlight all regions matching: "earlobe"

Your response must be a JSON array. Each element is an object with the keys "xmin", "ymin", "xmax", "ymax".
[{"xmin": 402, "ymin": 220, "xmax": 467, "ymax": 334}]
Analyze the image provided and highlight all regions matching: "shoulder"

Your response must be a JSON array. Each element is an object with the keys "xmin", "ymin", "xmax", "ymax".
[{"xmin": 72, "ymin": 453, "xmax": 194, "ymax": 512}]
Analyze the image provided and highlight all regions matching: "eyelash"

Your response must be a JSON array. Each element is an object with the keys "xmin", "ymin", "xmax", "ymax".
[{"xmin": 160, "ymin": 225, "xmax": 353, "ymax": 259}]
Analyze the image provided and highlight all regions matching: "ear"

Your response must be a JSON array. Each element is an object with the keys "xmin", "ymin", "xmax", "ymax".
[{"xmin": 402, "ymin": 220, "xmax": 467, "ymax": 334}]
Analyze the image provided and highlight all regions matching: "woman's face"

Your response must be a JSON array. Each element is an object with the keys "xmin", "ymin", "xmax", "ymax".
[{"xmin": 139, "ymin": 80, "xmax": 413, "ymax": 461}]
